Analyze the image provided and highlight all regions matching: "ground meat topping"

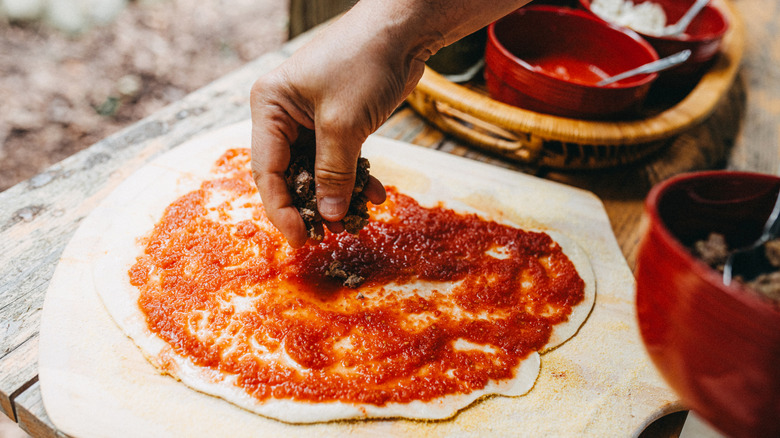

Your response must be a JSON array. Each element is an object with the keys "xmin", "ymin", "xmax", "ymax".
[
  {"xmin": 285, "ymin": 146, "xmax": 371, "ymax": 241},
  {"xmin": 326, "ymin": 261, "xmax": 365, "ymax": 288}
]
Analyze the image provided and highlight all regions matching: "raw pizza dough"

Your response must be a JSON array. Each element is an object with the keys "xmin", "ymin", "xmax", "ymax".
[{"xmin": 89, "ymin": 130, "xmax": 595, "ymax": 424}]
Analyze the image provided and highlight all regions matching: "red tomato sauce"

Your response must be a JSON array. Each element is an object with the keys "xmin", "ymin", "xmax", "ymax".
[
  {"xmin": 530, "ymin": 55, "xmax": 608, "ymax": 85},
  {"xmin": 129, "ymin": 148, "xmax": 585, "ymax": 405}
]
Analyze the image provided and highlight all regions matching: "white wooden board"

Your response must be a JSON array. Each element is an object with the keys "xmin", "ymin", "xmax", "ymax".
[{"xmin": 38, "ymin": 120, "xmax": 679, "ymax": 437}]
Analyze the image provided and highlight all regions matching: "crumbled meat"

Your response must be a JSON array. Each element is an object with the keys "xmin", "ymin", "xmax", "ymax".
[
  {"xmin": 326, "ymin": 260, "xmax": 348, "ymax": 278},
  {"xmin": 343, "ymin": 275, "xmax": 365, "ymax": 289},
  {"xmin": 750, "ymin": 237, "xmax": 780, "ymax": 302},
  {"xmin": 692, "ymin": 232, "xmax": 780, "ymax": 304},
  {"xmin": 285, "ymin": 146, "xmax": 371, "ymax": 241},
  {"xmin": 326, "ymin": 261, "xmax": 365, "ymax": 288},
  {"xmin": 344, "ymin": 157, "xmax": 371, "ymax": 234},
  {"xmin": 693, "ymin": 232, "xmax": 730, "ymax": 270},
  {"xmin": 286, "ymin": 153, "xmax": 322, "ymax": 240},
  {"xmin": 747, "ymin": 271, "xmax": 780, "ymax": 302},
  {"xmin": 343, "ymin": 200, "xmax": 369, "ymax": 235}
]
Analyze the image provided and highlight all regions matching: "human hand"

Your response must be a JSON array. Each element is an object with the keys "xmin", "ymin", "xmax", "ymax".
[{"xmin": 250, "ymin": 2, "xmax": 434, "ymax": 247}]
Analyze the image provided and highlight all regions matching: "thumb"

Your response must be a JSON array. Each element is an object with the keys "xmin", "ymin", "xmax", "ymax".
[{"xmin": 314, "ymin": 125, "xmax": 365, "ymax": 223}]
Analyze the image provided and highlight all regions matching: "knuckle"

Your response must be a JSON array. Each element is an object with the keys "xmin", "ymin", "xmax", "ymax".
[
  {"xmin": 318, "ymin": 107, "xmax": 367, "ymax": 138},
  {"xmin": 249, "ymin": 77, "xmax": 270, "ymax": 104},
  {"xmin": 250, "ymin": 74, "xmax": 284, "ymax": 109}
]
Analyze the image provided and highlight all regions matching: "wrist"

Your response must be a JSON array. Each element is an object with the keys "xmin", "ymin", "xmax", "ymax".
[
  {"xmin": 343, "ymin": 0, "xmax": 446, "ymax": 64},
  {"xmin": 345, "ymin": 0, "xmax": 533, "ymax": 62}
]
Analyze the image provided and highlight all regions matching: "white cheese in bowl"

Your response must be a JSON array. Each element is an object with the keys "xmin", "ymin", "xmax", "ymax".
[{"xmin": 591, "ymin": 0, "xmax": 668, "ymax": 36}]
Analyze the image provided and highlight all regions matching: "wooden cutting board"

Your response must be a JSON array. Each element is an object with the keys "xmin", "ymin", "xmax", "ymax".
[{"xmin": 38, "ymin": 120, "xmax": 678, "ymax": 437}]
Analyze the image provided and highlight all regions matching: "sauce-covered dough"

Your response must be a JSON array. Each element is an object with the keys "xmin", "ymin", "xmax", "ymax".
[{"xmin": 126, "ymin": 148, "xmax": 590, "ymax": 421}]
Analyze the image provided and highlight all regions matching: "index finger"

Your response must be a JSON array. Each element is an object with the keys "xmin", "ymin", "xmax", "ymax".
[{"xmin": 250, "ymin": 103, "xmax": 308, "ymax": 248}]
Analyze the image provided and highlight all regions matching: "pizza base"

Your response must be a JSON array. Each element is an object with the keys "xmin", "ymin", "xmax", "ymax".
[
  {"xmin": 542, "ymin": 230, "xmax": 596, "ymax": 352},
  {"xmin": 91, "ymin": 139, "xmax": 595, "ymax": 424}
]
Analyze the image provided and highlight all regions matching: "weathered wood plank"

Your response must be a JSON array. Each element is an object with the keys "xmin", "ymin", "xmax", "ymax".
[
  {"xmin": 0, "ymin": 336, "xmax": 37, "ymax": 422},
  {"xmin": 14, "ymin": 382, "xmax": 64, "ymax": 438}
]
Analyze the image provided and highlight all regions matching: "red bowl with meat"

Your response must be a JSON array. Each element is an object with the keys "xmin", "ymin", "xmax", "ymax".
[
  {"xmin": 579, "ymin": 0, "xmax": 729, "ymax": 84},
  {"xmin": 636, "ymin": 171, "xmax": 780, "ymax": 438},
  {"xmin": 484, "ymin": 5, "xmax": 659, "ymax": 119}
]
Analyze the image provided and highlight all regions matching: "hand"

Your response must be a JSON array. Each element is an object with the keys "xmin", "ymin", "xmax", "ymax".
[
  {"xmin": 250, "ymin": 2, "xmax": 432, "ymax": 247},
  {"xmin": 250, "ymin": 0, "xmax": 531, "ymax": 247}
]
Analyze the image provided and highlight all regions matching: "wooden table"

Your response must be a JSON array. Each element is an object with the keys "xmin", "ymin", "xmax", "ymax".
[{"xmin": 1, "ymin": 0, "xmax": 777, "ymax": 436}]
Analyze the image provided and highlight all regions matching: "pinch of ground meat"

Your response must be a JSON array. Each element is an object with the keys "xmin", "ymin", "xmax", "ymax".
[
  {"xmin": 285, "ymin": 154, "xmax": 322, "ymax": 240},
  {"xmin": 343, "ymin": 199, "xmax": 369, "ymax": 234},
  {"xmin": 343, "ymin": 157, "xmax": 371, "ymax": 234},
  {"xmin": 294, "ymin": 171, "xmax": 313, "ymax": 198},
  {"xmin": 285, "ymin": 153, "xmax": 371, "ymax": 241}
]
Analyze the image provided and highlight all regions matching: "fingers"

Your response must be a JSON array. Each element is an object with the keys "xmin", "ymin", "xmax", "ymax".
[
  {"xmin": 250, "ymin": 79, "xmax": 309, "ymax": 248},
  {"xmin": 364, "ymin": 175, "xmax": 387, "ymax": 205},
  {"xmin": 324, "ymin": 220, "xmax": 345, "ymax": 234},
  {"xmin": 253, "ymin": 169, "xmax": 309, "ymax": 248}
]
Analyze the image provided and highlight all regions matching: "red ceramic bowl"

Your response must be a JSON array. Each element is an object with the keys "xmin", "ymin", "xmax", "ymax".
[
  {"xmin": 636, "ymin": 171, "xmax": 780, "ymax": 438},
  {"xmin": 579, "ymin": 0, "xmax": 729, "ymax": 84},
  {"xmin": 484, "ymin": 6, "xmax": 659, "ymax": 119}
]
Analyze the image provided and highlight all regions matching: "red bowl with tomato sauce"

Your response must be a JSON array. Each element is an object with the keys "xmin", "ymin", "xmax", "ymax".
[
  {"xmin": 484, "ymin": 5, "xmax": 659, "ymax": 119},
  {"xmin": 636, "ymin": 171, "xmax": 780, "ymax": 438},
  {"xmin": 579, "ymin": 0, "xmax": 729, "ymax": 84}
]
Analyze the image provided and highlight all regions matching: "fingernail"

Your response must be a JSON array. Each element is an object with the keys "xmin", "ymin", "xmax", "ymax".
[{"xmin": 319, "ymin": 196, "xmax": 348, "ymax": 218}]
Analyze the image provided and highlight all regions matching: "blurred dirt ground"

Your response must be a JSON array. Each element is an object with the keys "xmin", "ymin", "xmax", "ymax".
[
  {"xmin": 0, "ymin": 0, "xmax": 289, "ymax": 192},
  {"xmin": 0, "ymin": 0, "xmax": 287, "ymax": 431}
]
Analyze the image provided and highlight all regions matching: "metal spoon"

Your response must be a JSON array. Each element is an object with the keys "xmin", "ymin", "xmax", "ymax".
[
  {"xmin": 723, "ymin": 190, "xmax": 780, "ymax": 286},
  {"xmin": 596, "ymin": 49, "xmax": 691, "ymax": 87},
  {"xmin": 656, "ymin": 0, "xmax": 711, "ymax": 37}
]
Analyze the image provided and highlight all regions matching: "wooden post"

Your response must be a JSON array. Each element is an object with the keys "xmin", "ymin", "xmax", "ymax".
[{"xmin": 288, "ymin": 0, "xmax": 357, "ymax": 38}]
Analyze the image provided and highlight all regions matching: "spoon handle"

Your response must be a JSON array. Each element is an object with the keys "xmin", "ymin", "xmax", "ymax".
[
  {"xmin": 722, "ymin": 189, "xmax": 780, "ymax": 285},
  {"xmin": 660, "ymin": 0, "xmax": 711, "ymax": 36},
  {"xmin": 597, "ymin": 49, "xmax": 691, "ymax": 87},
  {"xmin": 761, "ymin": 190, "xmax": 780, "ymax": 240}
]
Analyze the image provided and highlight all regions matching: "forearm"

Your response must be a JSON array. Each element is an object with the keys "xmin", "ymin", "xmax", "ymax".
[{"xmin": 342, "ymin": 0, "xmax": 533, "ymax": 62}]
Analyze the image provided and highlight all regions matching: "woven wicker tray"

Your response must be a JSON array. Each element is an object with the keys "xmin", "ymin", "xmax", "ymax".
[{"xmin": 406, "ymin": 0, "xmax": 744, "ymax": 169}]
